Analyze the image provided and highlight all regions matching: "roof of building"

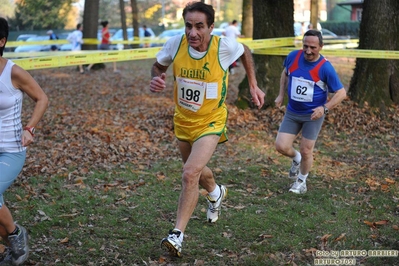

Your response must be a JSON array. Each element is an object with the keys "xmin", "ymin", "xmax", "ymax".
[{"xmin": 337, "ymin": 0, "xmax": 363, "ymax": 6}]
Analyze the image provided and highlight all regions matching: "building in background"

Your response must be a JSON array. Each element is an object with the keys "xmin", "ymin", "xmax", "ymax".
[
  {"xmin": 336, "ymin": 0, "xmax": 363, "ymax": 21},
  {"xmin": 294, "ymin": 0, "xmax": 327, "ymax": 22}
]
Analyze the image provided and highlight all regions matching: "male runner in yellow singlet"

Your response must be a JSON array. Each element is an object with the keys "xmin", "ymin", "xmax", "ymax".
[{"xmin": 149, "ymin": 1, "xmax": 265, "ymax": 257}]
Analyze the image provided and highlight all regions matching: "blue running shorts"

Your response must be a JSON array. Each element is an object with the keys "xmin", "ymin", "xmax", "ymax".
[
  {"xmin": 278, "ymin": 110, "xmax": 325, "ymax": 140},
  {"xmin": 0, "ymin": 150, "xmax": 26, "ymax": 208}
]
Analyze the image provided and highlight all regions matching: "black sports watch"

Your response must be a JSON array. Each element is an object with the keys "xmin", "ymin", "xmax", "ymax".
[{"xmin": 323, "ymin": 105, "xmax": 329, "ymax": 115}]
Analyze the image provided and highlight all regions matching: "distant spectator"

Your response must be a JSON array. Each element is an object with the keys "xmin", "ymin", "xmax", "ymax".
[
  {"xmin": 301, "ymin": 22, "xmax": 307, "ymax": 36},
  {"xmin": 294, "ymin": 22, "xmax": 302, "ymax": 36},
  {"xmin": 67, "ymin": 23, "xmax": 84, "ymax": 74},
  {"xmin": 143, "ymin": 25, "xmax": 151, "ymax": 48},
  {"xmin": 47, "ymin": 30, "xmax": 59, "ymax": 51},
  {"xmin": 224, "ymin": 20, "xmax": 243, "ymax": 74},
  {"xmin": 86, "ymin": 20, "xmax": 119, "ymax": 73},
  {"xmin": 224, "ymin": 20, "xmax": 243, "ymax": 39}
]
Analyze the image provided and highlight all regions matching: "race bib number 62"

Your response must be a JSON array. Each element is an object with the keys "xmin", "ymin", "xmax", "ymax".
[{"xmin": 290, "ymin": 76, "xmax": 315, "ymax": 102}]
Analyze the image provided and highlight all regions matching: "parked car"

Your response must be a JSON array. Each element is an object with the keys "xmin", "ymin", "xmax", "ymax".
[
  {"xmin": 153, "ymin": 28, "xmax": 184, "ymax": 47},
  {"xmin": 14, "ymin": 35, "xmax": 52, "ymax": 53},
  {"xmin": 211, "ymin": 28, "xmax": 225, "ymax": 36},
  {"xmin": 5, "ymin": 34, "xmax": 38, "ymax": 52},
  {"xmin": 16, "ymin": 34, "xmax": 38, "ymax": 42},
  {"xmin": 320, "ymin": 28, "xmax": 357, "ymax": 49},
  {"xmin": 321, "ymin": 28, "xmax": 350, "ymax": 40},
  {"xmin": 110, "ymin": 27, "xmax": 156, "ymax": 50},
  {"xmin": 59, "ymin": 42, "xmax": 72, "ymax": 51}
]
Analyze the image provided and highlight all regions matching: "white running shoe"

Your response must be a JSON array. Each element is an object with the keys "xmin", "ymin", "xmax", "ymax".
[
  {"xmin": 0, "ymin": 247, "xmax": 12, "ymax": 265},
  {"xmin": 207, "ymin": 185, "xmax": 228, "ymax": 223},
  {"xmin": 289, "ymin": 179, "xmax": 307, "ymax": 194},
  {"xmin": 8, "ymin": 224, "xmax": 29, "ymax": 265},
  {"xmin": 289, "ymin": 160, "xmax": 300, "ymax": 179},
  {"xmin": 161, "ymin": 229, "xmax": 182, "ymax": 257}
]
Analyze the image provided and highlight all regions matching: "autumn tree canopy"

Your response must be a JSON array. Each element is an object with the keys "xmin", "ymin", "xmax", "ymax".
[{"xmin": 9, "ymin": 0, "xmax": 76, "ymax": 30}]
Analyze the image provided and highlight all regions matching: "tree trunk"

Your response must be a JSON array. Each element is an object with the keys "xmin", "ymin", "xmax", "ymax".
[
  {"xmin": 241, "ymin": 0, "xmax": 253, "ymax": 39},
  {"xmin": 82, "ymin": 0, "xmax": 100, "ymax": 51},
  {"xmin": 236, "ymin": 0, "xmax": 294, "ymax": 109},
  {"xmin": 119, "ymin": 0, "xmax": 128, "ymax": 49},
  {"xmin": 349, "ymin": 0, "xmax": 399, "ymax": 108},
  {"xmin": 130, "ymin": 0, "xmax": 139, "ymax": 49}
]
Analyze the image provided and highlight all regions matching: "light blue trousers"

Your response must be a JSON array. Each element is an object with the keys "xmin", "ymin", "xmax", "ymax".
[{"xmin": 0, "ymin": 150, "xmax": 26, "ymax": 208}]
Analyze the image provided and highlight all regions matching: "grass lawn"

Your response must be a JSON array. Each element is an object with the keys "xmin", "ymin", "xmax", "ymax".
[{"xmin": 1, "ymin": 58, "xmax": 398, "ymax": 265}]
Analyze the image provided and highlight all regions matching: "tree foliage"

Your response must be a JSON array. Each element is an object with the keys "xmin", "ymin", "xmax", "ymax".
[
  {"xmin": 349, "ymin": 0, "xmax": 399, "ymax": 108},
  {"xmin": 9, "ymin": 0, "xmax": 76, "ymax": 30},
  {"xmin": 0, "ymin": 0, "xmax": 15, "ymax": 19},
  {"xmin": 98, "ymin": 0, "xmax": 122, "ymax": 28}
]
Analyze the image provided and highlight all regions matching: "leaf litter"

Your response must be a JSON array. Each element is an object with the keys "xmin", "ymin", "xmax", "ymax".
[{"xmin": 4, "ymin": 58, "xmax": 399, "ymax": 265}]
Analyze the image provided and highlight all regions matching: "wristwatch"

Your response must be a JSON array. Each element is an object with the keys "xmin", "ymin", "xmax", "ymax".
[
  {"xmin": 23, "ymin": 126, "xmax": 35, "ymax": 136},
  {"xmin": 323, "ymin": 105, "xmax": 329, "ymax": 115}
]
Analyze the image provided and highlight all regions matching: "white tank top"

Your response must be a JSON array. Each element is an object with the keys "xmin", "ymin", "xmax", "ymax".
[{"xmin": 0, "ymin": 60, "xmax": 26, "ymax": 152}]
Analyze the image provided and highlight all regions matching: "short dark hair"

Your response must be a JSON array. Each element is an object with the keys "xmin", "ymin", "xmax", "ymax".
[
  {"xmin": 182, "ymin": 1, "xmax": 215, "ymax": 28},
  {"xmin": 232, "ymin": 19, "xmax": 237, "ymax": 24},
  {"xmin": 77, "ymin": 23, "xmax": 82, "ymax": 30},
  {"xmin": 304, "ymin": 29, "xmax": 323, "ymax": 46},
  {"xmin": 0, "ymin": 17, "xmax": 9, "ymax": 56},
  {"xmin": 100, "ymin": 21, "xmax": 108, "ymax": 28}
]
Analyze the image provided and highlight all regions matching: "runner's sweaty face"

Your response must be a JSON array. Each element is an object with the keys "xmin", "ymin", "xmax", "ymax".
[
  {"xmin": 302, "ymin": 35, "xmax": 323, "ymax": 62},
  {"xmin": 184, "ymin": 11, "xmax": 214, "ymax": 52}
]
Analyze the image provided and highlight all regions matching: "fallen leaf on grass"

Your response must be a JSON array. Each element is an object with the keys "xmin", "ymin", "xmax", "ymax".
[
  {"xmin": 303, "ymin": 247, "xmax": 318, "ymax": 255},
  {"xmin": 321, "ymin": 234, "xmax": 332, "ymax": 242},
  {"xmin": 158, "ymin": 256, "xmax": 166, "ymax": 263},
  {"xmin": 385, "ymin": 178, "xmax": 396, "ymax": 184},
  {"xmin": 334, "ymin": 233, "xmax": 346, "ymax": 242},
  {"xmin": 364, "ymin": 220, "xmax": 389, "ymax": 229},
  {"xmin": 259, "ymin": 234, "xmax": 273, "ymax": 239},
  {"xmin": 60, "ymin": 237, "xmax": 69, "ymax": 243},
  {"xmin": 374, "ymin": 220, "xmax": 389, "ymax": 225},
  {"xmin": 381, "ymin": 184, "xmax": 389, "ymax": 192},
  {"xmin": 156, "ymin": 172, "xmax": 166, "ymax": 181}
]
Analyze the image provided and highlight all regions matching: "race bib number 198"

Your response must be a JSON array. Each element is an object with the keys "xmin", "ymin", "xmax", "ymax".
[{"xmin": 176, "ymin": 77, "xmax": 206, "ymax": 112}]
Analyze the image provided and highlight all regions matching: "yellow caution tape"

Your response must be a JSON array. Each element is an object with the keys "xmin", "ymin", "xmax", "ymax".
[
  {"xmin": 241, "ymin": 37, "xmax": 296, "ymax": 49},
  {"xmin": 7, "ymin": 37, "xmax": 163, "ymax": 48},
  {"xmin": 253, "ymin": 47, "xmax": 399, "ymax": 59},
  {"xmin": 4, "ymin": 37, "xmax": 399, "ymax": 71},
  {"xmin": 12, "ymin": 48, "xmax": 161, "ymax": 70}
]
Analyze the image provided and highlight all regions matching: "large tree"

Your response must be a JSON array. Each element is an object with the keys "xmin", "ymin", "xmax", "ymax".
[
  {"xmin": 130, "ymin": 0, "xmax": 139, "ymax": 48},
  {"xmin": 349, "ymin": 0, "xmax": 399, "ymax": 108},
  {"xmin": 82, "ymin": 0, "xmax": 99, "ymax": 51},
  {"xmin": 236, "ymin": 0, "xmax": 294, "ymax": 109},
  {"xmin": 241, "ymin": 0, "xmax": 252, "ymax": 38}
]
